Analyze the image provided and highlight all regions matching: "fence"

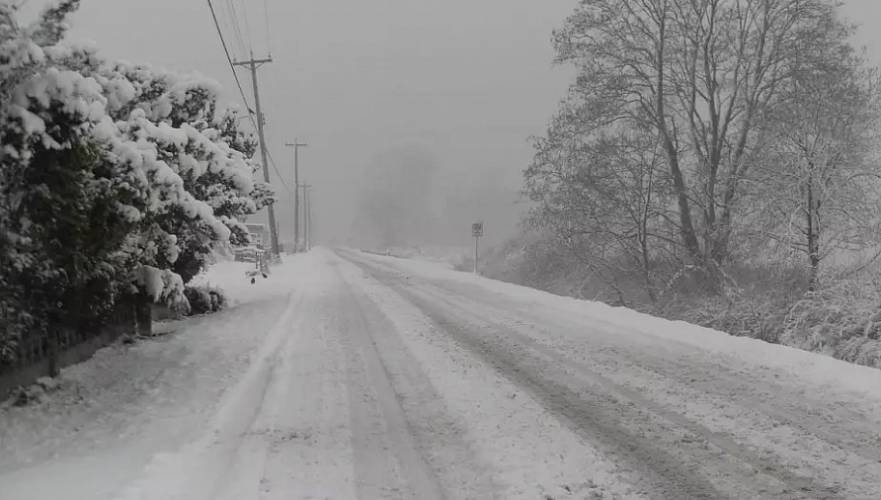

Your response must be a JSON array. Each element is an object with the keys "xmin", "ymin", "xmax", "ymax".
[
  {"xmin": 0, "ymin": 295, "xmax": 151, "ymax": 398},
  {"xmin": 234, "ymin": 246, "xmax": 271, "ymax": 263}
]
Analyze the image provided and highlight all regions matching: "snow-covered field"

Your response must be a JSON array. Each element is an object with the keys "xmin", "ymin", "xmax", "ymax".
[{"xmin": 2, "ymin": 247, "xmax": 881, "ymax": 499}]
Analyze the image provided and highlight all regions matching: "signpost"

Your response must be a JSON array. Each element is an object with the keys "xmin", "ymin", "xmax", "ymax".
[{"xmin": 472, "ymin": 222, "xmax": 483, "ymax": 275}]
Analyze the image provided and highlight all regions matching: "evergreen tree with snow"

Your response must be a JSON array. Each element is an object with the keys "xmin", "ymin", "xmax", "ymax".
[{"xmin": 0, "ymin": 0, "xmax": 274, "ymax": 364}]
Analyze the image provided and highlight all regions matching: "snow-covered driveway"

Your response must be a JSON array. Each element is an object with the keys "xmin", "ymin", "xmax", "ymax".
[{"xmin": 3, "ymin": 248, "xmax": 881, "ymax": 499}]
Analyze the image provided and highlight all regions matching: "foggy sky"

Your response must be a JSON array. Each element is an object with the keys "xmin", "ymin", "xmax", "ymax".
[{"xmin": 15, "ymin": 0, "xmax": 881, "ymax": 249}]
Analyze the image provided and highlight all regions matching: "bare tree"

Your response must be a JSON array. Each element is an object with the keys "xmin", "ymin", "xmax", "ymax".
[
  {"xmin": 551, "ymin": 0, "xmax": 845, "ymax": 272},
  {"xmin": 526, "ymin": 114, "xmax": 671, "ymax": 304},
  {"xmin": 750, "ymin": 19, "xmax": 881, "ymax": 289}
]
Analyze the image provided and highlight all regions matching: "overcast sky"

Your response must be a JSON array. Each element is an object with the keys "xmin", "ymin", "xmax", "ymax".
[{"xmin": 16, "ymin": 0, "xmax": 881, "ymax": 248}]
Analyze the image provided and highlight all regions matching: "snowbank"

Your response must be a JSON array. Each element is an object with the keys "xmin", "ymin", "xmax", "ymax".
[
  {"xmin": 384, "ymin": 246, "xmax": 471, "ymax": 270},
  {"xmin": 189, "ymin": 254, "xmax": 312, "ymax": 307},
  {"xmin": 356, "ymin": 250, "xmax": 881, "ymax": 402},
  {"xmin": 0, "ymin": 250, "xmax": 329, "ymax": 499}
]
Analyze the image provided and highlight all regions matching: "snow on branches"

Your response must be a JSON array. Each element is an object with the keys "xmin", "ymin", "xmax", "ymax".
[{"xmin": 0, "ymin": 0, "xmax": 273, "ymax": 351}]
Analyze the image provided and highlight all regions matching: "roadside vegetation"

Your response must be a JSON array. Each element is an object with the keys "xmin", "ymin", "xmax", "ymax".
[
  {"xmin": 461, "ymin": 0, "xmax": 881, "ymax": 369},
  {"xmin": 0, "ymin": 1, "xmax": 271, "ymax": 368}
]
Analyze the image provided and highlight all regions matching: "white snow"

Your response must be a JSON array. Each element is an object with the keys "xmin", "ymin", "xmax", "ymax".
[
  {"xmin": 345, "ymin": 249, "xmax": 881, "ymax": 499},
  {"xmin": 365, "ymin": 251, "xmax": 881, "ymax": 403},
  {"xmin": 189, "ymin": 256, "xmax": 300, "ymax": 307},
  {"xmin": 0, "ymin": 253, "xmax": 322, "ymax": 500},
  {"xmin": 332, "ymin": 254, "xmax": 644, "ymax": 499},
  {"xmin": 5, "ymin": 248, "xmax": 881, "ymax": 499},
  {"xmin": 382, "ymin": 245, "xmax": 471, "ymax": 270}
]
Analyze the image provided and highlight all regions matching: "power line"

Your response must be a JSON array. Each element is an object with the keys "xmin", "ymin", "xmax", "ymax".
[
  {"xmin": 208, "ymin": 1, "xmax": 291, "ymax": 202},
  {"xmin": 207, "ymin": 0, "xmax": 253, "ymax": 119},
  {"xmin": 267, "ymin": 149, "xmax": 294, "ymax": 197},
  {"xmin": 214, "ymin": 1, "xmax": 234, "ymax": 55},
  {"xmin": 263, "ymin": 0, "xmax": 273, "ymax": 56},
  {"xmin": 216, "ymin": 0, "xmax": 241, "ymax": 58},
  {"xmin": 237, "ymin": 0, "xmax": 253, "ymax": 54},
  {"xmin": 224, "ymin": 0, "xmax": 248, "ymax": 57}
]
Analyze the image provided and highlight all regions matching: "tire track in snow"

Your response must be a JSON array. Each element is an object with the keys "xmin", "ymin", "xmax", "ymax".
[
  {"xmin": 346, "ymin": 253, "xmax": 849, "ymax": 500},
  {"xmin": 415, "ymin": 284, "xmax": 849, "ymax": 499},
  {"xmin": 112, "ymin": 291, "xmax": 304, "ymax": 500},
  {"xmin": 489, "ymin": 312, "xmax": 881, "ymax": 499},
  {"xmin": 406, "ymin": 261, "xmax": 881, "ymax": 462},
  {"xmin": 336, "ymin": 252, "xmax": 644, "ymax": 500},
  {"xmin": 209, "ymin": 288, "xmax": 317, "ymax": 500},
  {"xmin": 400, "ymin": 286, "xmax": 734, "ymax": 500},
  {"xmin": 333, "ymin": 262, "xmax": 502, "ymax": 500},
  {"xmin": 439, "ymin": 274, "xmax": 881, "ymax": 463},
  {"xmin": 332, "ymin": 272, "xmax": 448, "ymax": 500},
  {"xmin": 371, "ymin": 257, "xmax": 881, "ymax": 499},
  {"xmin": 257, "ymin": 267, "xmax": 363, "ymax": 500}
]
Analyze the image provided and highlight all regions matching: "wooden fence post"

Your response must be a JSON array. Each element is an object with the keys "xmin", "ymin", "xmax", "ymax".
[
  {"xmin": 135, "ymin": 293, "xmax": 152, "ymax": 337},
  {"xmin": 47, "ymin": 329, "xmax": 59, "ymax": 378}
]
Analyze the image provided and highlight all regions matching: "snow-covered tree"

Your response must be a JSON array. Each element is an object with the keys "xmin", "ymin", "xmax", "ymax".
[
  {"xmin": 0, "ymin": 0, "xmax": 274, "ymax": 363},
  {"xmin": 550, "ymin": 0, "xmax": 849, "ymax": 270},
  {"xmin": 93, "ymin": 62, "xmax": 275, "ymax": 283},
  {"xmin": 0, "ymin": 0, "xmax": 146, "ymax": 359},
  {"xmin": 750, "ymin": 24, "xmax": 881, "ymax": 289}
]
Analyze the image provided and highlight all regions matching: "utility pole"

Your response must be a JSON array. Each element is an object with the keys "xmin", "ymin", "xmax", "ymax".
[
  {"xmin": 304, "ymin": 187, "xmax": 308, "ymax": 250},
  {"xmin": 306, "ymin": 184, "xmax": 312, "ymax": 250},
  {"xmin": 285, "ymin": 140, "xmax": 308, "ymax": 252},
  {"xmin": 309, "ymin": 203, "xmax": 316, "ymax": 247},
  {"xmin": 233, "ymin": 53, "xmax": 279, "ymax": 257},
  {"xmin": 300, "ymin": 183, "xmax": 313, "ymax": 250},
  {"xmin": 307, "ymin": 186, "xmax": 314, "ymax": 248}
]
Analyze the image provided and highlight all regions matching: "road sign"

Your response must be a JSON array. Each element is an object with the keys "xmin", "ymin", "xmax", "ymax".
[{"xmin": 472, "ymin": 222, "xmax": 483, "ymax": 275}]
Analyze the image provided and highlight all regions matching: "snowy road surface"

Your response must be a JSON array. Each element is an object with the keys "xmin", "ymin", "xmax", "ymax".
[{"xmin": 2, "ymin": 248, "xmax": 881, "ymax": 500}]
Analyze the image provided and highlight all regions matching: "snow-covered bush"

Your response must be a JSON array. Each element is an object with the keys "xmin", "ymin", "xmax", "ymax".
[
  {"xmin": 782, "ymin": 277, "xmax": 881, "ymax": 368},
  {"xmin": 0, "ymin": 0, "xmax": 272, "ymax": 363},
  {"xmin": 485, "ymin": 232, "xmax": 881, "ymax": 368},
  {"xmin": 674, "ymin": 291, "xmax": 788, "ymax": 345},
  {"xmin": 183, "ymin": 285, "xmax": 228, "ymax": 316},
  {"xmin": 96, "ymin": 62, "xmax": 274, "ymax": 284},
  {"xmin": 1, "ymin": 0, "xmax": 145, "ymax": 346}
]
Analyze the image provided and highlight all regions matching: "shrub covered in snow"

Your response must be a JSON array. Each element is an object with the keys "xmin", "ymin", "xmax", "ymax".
[
  {"xmin": 0, "ymin": 1, "xmax": 272, "ymax": 365},
  {"xmin": 782, "ymin": 277, "xmax": 881, "ymax": 368},
  {"xmin": 481, "ymin": 233, "xmax": 881, "ymax": 369},
  {"xmin": 183, "ymin": 285, "xmax": 228, "ymax": 316}
]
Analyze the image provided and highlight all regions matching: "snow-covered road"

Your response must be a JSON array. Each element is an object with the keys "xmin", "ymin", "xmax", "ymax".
[{"xmin": 3, "ymin": 248, "xmax": 881, "ymax": 500}]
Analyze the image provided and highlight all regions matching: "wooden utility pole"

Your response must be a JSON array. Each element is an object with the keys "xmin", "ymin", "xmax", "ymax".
[
  {"xmin": 233, "ymin": 54, "xmax": 279, "ymax": 256},
  {"xmin": 299, "ymin": 183, "xmax": 312, "ymax": 250},
  {"xmin": 307, "ymin": 186, "xmax": 314, "ymax": 248},
  {"xmin": 285, "ymin": 140, "xmax": 308, "ymax": 252}
]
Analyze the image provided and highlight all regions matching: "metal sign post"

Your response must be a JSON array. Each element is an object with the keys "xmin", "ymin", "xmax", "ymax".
[{"xmin": 472, "ymin": 222, "xmax": 483, "ymax": 275}]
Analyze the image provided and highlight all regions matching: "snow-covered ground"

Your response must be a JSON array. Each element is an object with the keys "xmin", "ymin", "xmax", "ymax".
[
  {"xmin": 0, "ymin": 254, "xmax": 317, "ymax": 500},
  {"xmin": 382, "ymin": 245, "xmax": 472, "ymax": 270},
  {"xmin": 188, "ymin": 257, "xmax": 297, "ymax": 307},
  {"xmin": 2, "ymin": 247, "xmax": 881, "ymax": 499}
]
